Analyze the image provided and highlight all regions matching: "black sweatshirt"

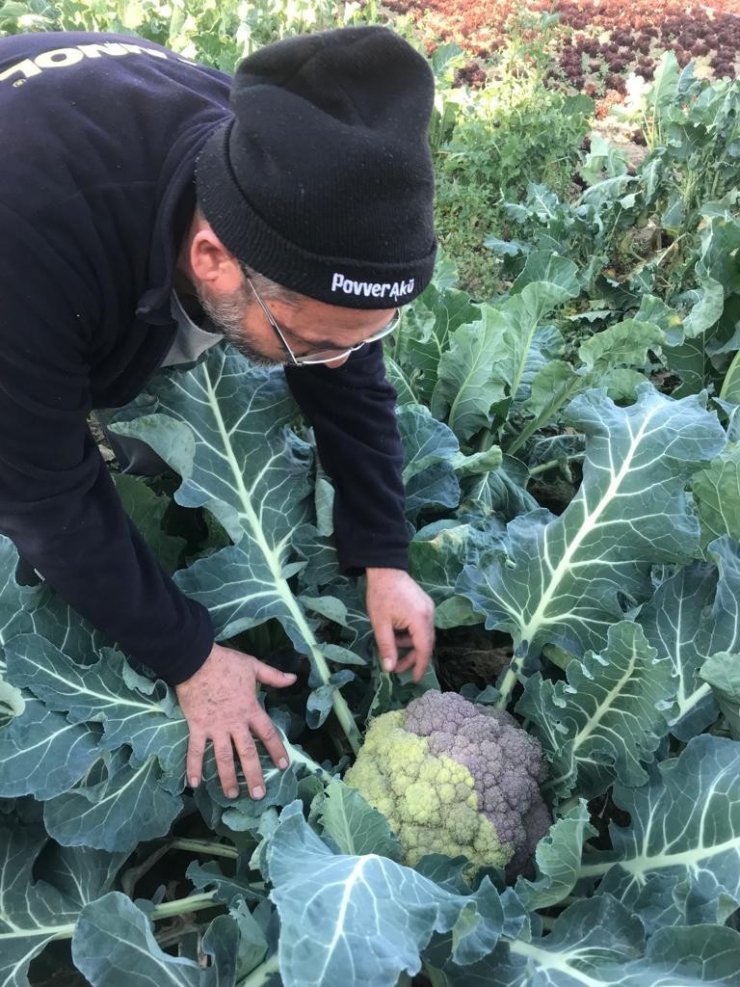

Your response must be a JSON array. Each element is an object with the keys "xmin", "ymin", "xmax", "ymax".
[{"xmin": 0, "ymin": 32, "xmax": 408, "ymax": 684}]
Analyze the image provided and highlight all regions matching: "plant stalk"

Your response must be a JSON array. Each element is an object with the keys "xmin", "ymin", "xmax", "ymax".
[
  {"xmin": 238, "ymin": 952, "xmax": 281, "ymax": 986},
  {"xmin": 168, "ymin": 838, "xmax": 240, "ymax": 859},
  {"xmin": 44, "ymin": 891, "xmax": 222, "ymax": 943}
]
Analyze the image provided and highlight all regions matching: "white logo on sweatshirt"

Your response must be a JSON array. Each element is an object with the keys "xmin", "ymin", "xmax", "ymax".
[
  {"xmin": 331, "ymin": 272, "xmax": 414, "ymax": 301},
  {"xmin": 0, "ymin": 41, "xmax": 196, "ymax": 86}
]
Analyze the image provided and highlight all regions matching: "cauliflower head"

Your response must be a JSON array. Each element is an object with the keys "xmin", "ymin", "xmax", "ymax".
[{"xmin": 344, "ymin": 690, "xmax": 550, "ymax": 876}]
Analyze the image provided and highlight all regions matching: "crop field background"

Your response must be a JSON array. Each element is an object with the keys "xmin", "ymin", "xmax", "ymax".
[{"xmin": 0, "ymin": 1, "xmax": 739, "ymax": 985}]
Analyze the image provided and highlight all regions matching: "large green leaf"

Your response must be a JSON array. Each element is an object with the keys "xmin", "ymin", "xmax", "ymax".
[
  {"xmin": 430, "ymin": 310, "xmax": 510, "ymax": 442},
  {"xmin": 637, "ymin": 561, "xmax": 719, "ymax": 740},
  {"xmin": 112, "ymin": 349, "xmax": 361, "ymax": 749},
  {"xmin": 518, "ymin": 622, "xmax": 674, "ymax": 799},
  {"xmin": 577, "ymin": 319, "xmax": 665, "ymax": 372},
  {"xmin": 113, "ymin": 474, "xmax": 186, "ymax": 574},
  {"xmin": 315, "ymin": 779, "xmax": 402, "ymax": 859},
  {"xmin": 5, "ymin": 637, "xmax": 187, "ymax": 775},
  {"xmin": 43, "ymin": 749, "xmax": 182, "ymax": 853},
  {"xmin": 509, "ymin": 360, "xmax": 581, "ymax": 457},
  {"xmin": 0, "ymin": 538, "xmax": 32, "ymax": 656},
  {"xmin": 113, "ymin": 356, "xmax": 311, "ymax": 544},
  {"xmin": 692, "ymin": 445, "xmax": 740, "ymax": 549},
  {"xmin": 0, "ymin": 697, "xmax": 100, "ymax": 800},
  {"xmin": 410, "ymin": 520, "xmax": 493, "ymax": 627},
  {"xmin": 580, "ymin": 735, "xmax": 740, "ymax": 932},
  {"xmin": 431, "ymin": 267, "xmax": 579, "ymax": 443},
  {"xmin": 638, "ymin": 538, "xmax": 740, "ymax": 740},
  {"xmin": 385, "ymin": 283, "xmax": 481, "ymax": 406},
  {"xmin": 458, "ymin": 897, "xmax": 740, "ymax": 986},
  {"xmin": 460, "ymin": 456, "xmax": 538, "ymax": 522},
  {"xmin": 267, "ymin": 802, "xmax": 511, "ymax": 987},
  {"xmin": 700, "ymin": 651, "xmax": 740, "ymax": 738},
  {"xmin": 458, "ymin": 386, "xmax": 726, "ymax": 695},
  {"xmin": 73, "ymin": 892, "xmax": 238, "ymax": 986},
  {"xmin": 0, "ymin": 826, "xmax": 104, "ymax": 987},
  {"xmin": 514, "ymin": 801, "xmax": 595, "ymax": 912},
  {"xmin": 509, "ymin": 251, "xmax": 580, "ymax": 298},
  {"xmin": 0, "ymin": 608, "xmax": 205, "ymax": 850},
  {"xmin": 397, "ymin": 404, "xmax": 461, "ymax": 519}
]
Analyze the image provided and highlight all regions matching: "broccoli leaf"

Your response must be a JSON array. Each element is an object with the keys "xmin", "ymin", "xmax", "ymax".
[
  {"xmin": 0, "ymin": 826, "xmax": 114, "ymax": 987},
  {"xmin": 113, "ymin": 357, "xmax": 314, "ymax": 644},
  {"xmin": 638, "ymin": 537, "xmax": 740, "ymax": 741},
  {"xmin": 113, "ymin": 474, "xmax": 186, "ymax": 574},
  {"xmin": 398, "ymin": 404, "xmax": 461, "ymax": 519},
  {"xmin": 386, "ymin": 283, "xmax": 480, "ymax": 407},
  {"xmin": 267, "ymin": 802, "xmax": 512, "ymax": 986},
  {"xmin": 518, "ymin": 622, "xmax": 675, "ymax": 799},
  {"xmin": 692, "ymin": 445, "xmax": 740, "ymax": 548},
  {"xmin": 43, "ymin": 749, "xmax": 182, "ymax": 853},
  {"xmin": 73, "ymin": 892, "xmax": 238, "ymax": 986},
  {"xmin": 580, "ymin": 735, "xmax": 740, "ymax": 934},
  {"xmin": 430, "ymin": 261, "xmax": 579, "ymax": 443},
  {"xmin": 637, "ymin": 560, "xmax": 719, "ymax": 741},
  {"xmin": 316, "ymin": 780, "xmax": 403, "ymax": 859},
  {"xmin": 5, "ymin": 637, "xmax": 187, "ymax": 775},
  {"xmin": 515, "ymin": 801, "xmax": 596, "ymax": 911},
  {"xmin": 469, "ymin": 897, "xmax": 740, "ymax": 986},
  {"xmin": 112, "ymin": 349, "xmax": 361, "ymax": 749},
  {"xmin": 0, "ymin": 538, "xmax": 33, "ymax": 654},
  {"xmin": 458, "ymin": 386, "xmax": 726, "ymax": 671},
  {"xmin": 0, "ymin": 697, "xmax": 100, "ymax": 799}
]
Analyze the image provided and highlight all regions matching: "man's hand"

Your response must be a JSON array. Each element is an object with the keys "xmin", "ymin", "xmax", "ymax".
[
  {"xmin": 365, "ymin": 568, "xmax": 435, "ymax": 682},
  {"xmin": 175, "ymin": 643, "xmax": 296, "ymax": 800}
]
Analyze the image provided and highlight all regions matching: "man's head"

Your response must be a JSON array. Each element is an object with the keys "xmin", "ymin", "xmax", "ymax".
[
  {"xmin": 188, "ymin": 25, "xmax": 436, "ymax": 366},
  {"xmin": 181, "ymin": 209, "xmax": 399, "ymax": 369}
]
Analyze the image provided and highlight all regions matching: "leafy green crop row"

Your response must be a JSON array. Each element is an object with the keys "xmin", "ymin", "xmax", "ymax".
[{"xmin": 3, "ymin": 323, "xmax": 740, "ymax": 984}]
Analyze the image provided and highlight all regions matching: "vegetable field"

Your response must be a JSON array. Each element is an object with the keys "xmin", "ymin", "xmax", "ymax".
[{"xmin": 1, "ymin": 1, "xmax": 739, "ymax": 985}]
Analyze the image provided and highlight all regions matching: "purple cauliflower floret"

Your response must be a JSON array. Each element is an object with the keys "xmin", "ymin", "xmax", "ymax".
[{"xmin": 403, "ymin": 691, "xmax": 551, "ymax": 877}]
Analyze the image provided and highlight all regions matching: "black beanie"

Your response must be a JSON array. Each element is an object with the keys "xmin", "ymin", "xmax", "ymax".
[{"xmin": 195, "ymin": 26, "xmax": 437, "ymax": 308}]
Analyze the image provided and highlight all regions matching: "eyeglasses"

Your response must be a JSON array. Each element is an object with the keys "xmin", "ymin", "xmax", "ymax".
[{"xmin": 246, "ymin": 276, "xmax": 401, "ymax": 366}]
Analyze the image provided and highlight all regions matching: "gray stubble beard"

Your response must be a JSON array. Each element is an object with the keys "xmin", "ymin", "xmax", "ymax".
[{"xmin": 197, "ymin": 283, "xmax": 286, "ymax": 369}]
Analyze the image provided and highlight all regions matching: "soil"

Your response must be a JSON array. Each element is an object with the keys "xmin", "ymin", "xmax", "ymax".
[{"xmin": 436, "ymin": 627, "xmax": 513, "ymax": 691}]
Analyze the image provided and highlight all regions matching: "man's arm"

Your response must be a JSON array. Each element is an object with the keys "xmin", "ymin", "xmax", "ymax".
[
  {"xmin": 0, "ymin": 208, "xmax": 293, "ymax": 800},
  {"xmin": 284, "ymin": 341, "xmax": 435, "ymax": 681},
  {"xmin": 0, "ymin": 213, "xmax": 213, "ymax": 683},
  {"xmin": 284, "ymin": 341, "xmax": 409, "ymax": 571}
]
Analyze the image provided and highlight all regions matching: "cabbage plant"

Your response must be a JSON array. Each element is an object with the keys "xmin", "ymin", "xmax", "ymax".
[{"xmin": 2, "ymin": 329, "xmax": 740, "ymax": 986}]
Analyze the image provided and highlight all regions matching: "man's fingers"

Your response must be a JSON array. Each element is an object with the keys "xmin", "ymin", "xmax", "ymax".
[
  {"xmin": 395, "ymin": 652, "xmax": 419, "ymax": 674},
  {"xmin": 253, "ymin": 661, "xmax": 298, "ymax": 690},
  {"xmin": 212, "ymin": 736, "xmax": 241, "ymax": 799},
  {"xmin": 410, "ymin": 611, "xmax": 435, "ymax": 666},
  {"xmin": 186, "ymin": 732, "xmax": 207, "ymax": 790},
  {"xmin": 250, "ymin": 709, "xmax": 290, "ymax": 771},
  {"xmin": 374, "ymin": 620, "xmax": 399, "ymax": 672},
  {"xmin": 395, "ymin": 650, "xmax": 428, "ymax": 682},
  {"xmin": 232, "ymin": 728, "xmax": 266, "ymax": 800}
]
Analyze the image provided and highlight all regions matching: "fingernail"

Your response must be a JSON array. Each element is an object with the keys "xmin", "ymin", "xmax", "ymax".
[
  {"xmin": 189, "ymin": 776, "xmax": 199, "ymax": 789},
  {"xmin": 227, "ymin": 787, "xmax": 239, "ymax": 799},
  {"xmin": 252, "ymin": 786, "xmax": 265, "ymax": 799},
  {"xmin": 278, "ymin": 757, "xmax": 289, "ymax": 769},
  {"xmin": 284, "ymin": 671, "xmax": 297, "ymax": 680},
  {"xmin": 382, "ymin": 660, "xmax": 394, "ymax": 672}
]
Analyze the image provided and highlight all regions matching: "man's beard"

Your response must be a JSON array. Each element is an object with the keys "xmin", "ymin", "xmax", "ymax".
[{"xmin": 197, "ymin": 284, "xmax": 285, "ymax": 368}]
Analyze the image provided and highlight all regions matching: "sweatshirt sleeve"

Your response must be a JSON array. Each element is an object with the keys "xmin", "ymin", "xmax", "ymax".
[
  {"xmin": 0, "ymin": 208, "xmax": 213, "ymax": 685},
  {"xmin": 284, "ymin": 341, "xmax": 409, "ymax": 573}
]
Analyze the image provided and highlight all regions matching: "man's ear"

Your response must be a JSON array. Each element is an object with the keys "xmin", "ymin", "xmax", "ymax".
[{"xmin": 189, "ymin": 226, "xmax": 243, "ymax": 292}]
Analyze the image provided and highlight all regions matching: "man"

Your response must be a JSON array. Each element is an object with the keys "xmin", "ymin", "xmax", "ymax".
[{"xmin": 0, "ymin": 26, "xmax": 436, "ymax": 802}]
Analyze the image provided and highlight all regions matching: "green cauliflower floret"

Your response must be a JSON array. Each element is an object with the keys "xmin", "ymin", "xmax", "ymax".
[{"xmin": 344, "ymin": 691, "xmax": 550, "ymax": 877}]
